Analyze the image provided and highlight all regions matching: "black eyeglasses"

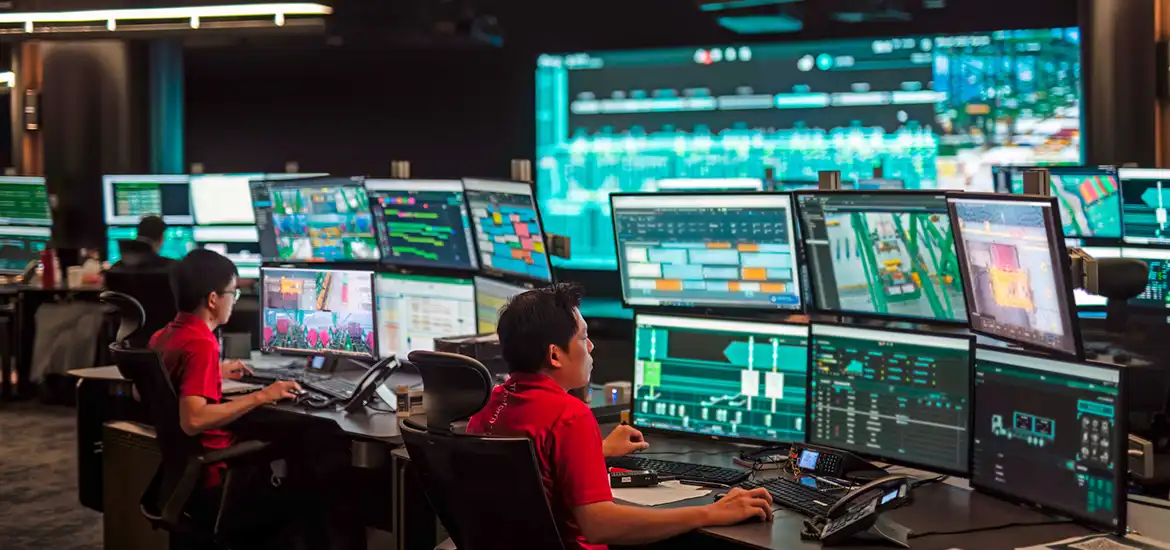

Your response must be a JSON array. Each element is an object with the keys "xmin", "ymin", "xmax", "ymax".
[{"xmin": 219, "ymin": 289, "xmax": 241, "ymax": 301}]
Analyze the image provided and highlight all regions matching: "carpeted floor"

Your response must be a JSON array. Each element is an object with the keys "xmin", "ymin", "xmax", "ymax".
[{"xmin": 0, "ymin": 402, "xmax": 103, "ymax": 550}]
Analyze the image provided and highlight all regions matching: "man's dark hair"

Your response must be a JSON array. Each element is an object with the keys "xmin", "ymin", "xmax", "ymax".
[
  {"xmin": 171, "ymin": 249, "xmax": 238, "ymax": 313},
  {"xmin": 137, "ymin": 215, "xmax": 167, "ymax": 243},
  {"xmin": 497, "ymin": 282, "xmax": 584, "ymax": 374}
]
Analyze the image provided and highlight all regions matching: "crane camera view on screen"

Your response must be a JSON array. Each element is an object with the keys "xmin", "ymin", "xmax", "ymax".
[
  {"xmin": 0, "ymin": 226, "xmax": 49, "ymax": 274},
  {"xmin": 809, "ymin": 323, "xmax": 973, "ymax": 474},
  {"xmin": 611, "ymin": 193, "xmax": 801, "ymax": 310},
  {"xmin": 474, "ymin": 276, "xmax": 528, "ymax": 334},
  {"xmin": 633, "ymin": 314, "xmax": 809, "ymax": 443},
  {"xmin": 250, "ymin": 177, "xmax": 380, "ymax": 262},
  {"xmin": 189, "ymin": 174, "xmax": 263, "ymax": 226},
  {"xmin": 103, "ymin": 175, "xmax": 193, "ymax": 225},
  {"xmin": 374, "ymin": 272, "xmax": 476, "ymax": 359},
  {"xmin": 797, "ymin": 192, "xmax": 966, "ymax": 322},
  {"xmin": 536, "ymin": 27, "xmax": 1082, "ymax": 269},
  {"xmin": 0, "ymin": 177, "xmax": 50, "ymax": 226},
  {"xmin": 260, "ymin": 268, "xmax": 377, "ymax": 358},
  {"xmin": 1047, "ymin": 166, "xmax": 1121, "ymax": 239},
  {"xmin": 193, "ymin": 226, "xmax": 262, "ymax": 280},
  {"xmin": 949, "ymin": 196, "xmax": 1080, "ymax": 357},
  {"xmin": 106, "ymin": 226, "xmax": 196, "ymax": 263},
  {"xmin": 972, "ymin": 348, "xmax": 1125, "ymax": 533},
  {"xmin": 1119, "ymin": 168, "xmax": 1170, "ymax": 246},
  {"xmin": 366, "ymin": 179, "xmax": 479, "ymax": 271},
  {"xmin": 463, "ymin": 179, "xmax": 552, "ymax": 282}
]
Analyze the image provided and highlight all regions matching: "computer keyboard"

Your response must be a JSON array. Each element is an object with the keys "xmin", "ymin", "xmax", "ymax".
[
  {"xmin": 605, "ymin": 456, "xmax": 749, "ymax": 485},
  {"xmin": 303, "ymin": 377, "xmax": 357, "ymax": 400},
  {"xmin": 739, "ymin": 478, "xmax": 843, "ymax": 517}
]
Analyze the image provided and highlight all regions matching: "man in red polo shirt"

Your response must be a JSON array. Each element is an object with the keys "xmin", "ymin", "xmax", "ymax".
[
  {"xmin": 150, "ymin": 250, "xmax": 301, "ymax": 486},
  {"xmin": 466, "ymin": 283, "xmax": 773, "ymax": 550}
]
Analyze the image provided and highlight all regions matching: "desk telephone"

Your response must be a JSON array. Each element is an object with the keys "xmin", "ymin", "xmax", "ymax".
[{"xmin": 294, "ymin": 355, "xmax": 399, "ymax": 412}]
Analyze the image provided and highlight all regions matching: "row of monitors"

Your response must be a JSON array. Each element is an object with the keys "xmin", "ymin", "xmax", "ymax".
[
  {"xmin": 632, "ymin": 313, "xmax": 1126, "ymax": 534},
  {"xmin": 612, "ymin": 191, "xmax": 1083, "ymax": 358},
  {"xmin": 103, "ymin": 175, "xmax": 553, "ymax": 283},
  {"xmin": 258, "ymin": 267, "xmax": 527, "ymax": 362},
  {"xmin": 993, "ymin": 166, "xmax": 1170, "ymax": 244}
]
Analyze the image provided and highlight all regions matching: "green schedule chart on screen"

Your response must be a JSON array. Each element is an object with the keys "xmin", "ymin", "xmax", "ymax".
[
  {"xmin": 0, "ymin": 177, "xmax": 50, "ymax": 226},
  {"xmin": 633, "ymin": 314, "xmax": 809, "ymax": 443}
]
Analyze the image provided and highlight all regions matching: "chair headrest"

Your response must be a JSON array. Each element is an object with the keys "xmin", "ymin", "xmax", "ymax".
[
  {"xmin": 100, "ymin": 291, "xmax": 146, "ymax": 348},
  {"xmin": 407, "ymin": 350, "xmax": 493, "ymax": 432}
]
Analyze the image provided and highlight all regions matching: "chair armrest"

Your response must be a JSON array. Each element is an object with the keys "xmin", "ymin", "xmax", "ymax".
[{"xmin": 198, "ymin": 440, "xmax": 272, "ymax": 464}]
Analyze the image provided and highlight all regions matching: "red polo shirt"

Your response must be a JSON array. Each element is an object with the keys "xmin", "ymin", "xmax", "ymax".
[
  {"xmin": 150, "ymin": 312, "xmax": 233, "ymax": 486},
  {"xmin": 466, "ymin": 372, "xmax": 612, "ymax": 550}
]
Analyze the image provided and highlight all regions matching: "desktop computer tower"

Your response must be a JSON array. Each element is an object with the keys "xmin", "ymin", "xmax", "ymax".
[{"xmin": 103, "ymin": 421, "xmax": 168, "ymax": 550}]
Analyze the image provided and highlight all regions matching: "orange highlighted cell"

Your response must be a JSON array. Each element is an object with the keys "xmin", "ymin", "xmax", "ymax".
[
  {"xmin": 760, "ymin": 283, "xmax": 786, "ymax": 293},
  {"xmin": 742, "ymin": 268, "xmax": 767, "ymax": 281},
  {"xmin": 706, "ymin": 242, "xmax": 732, "ymax": 249},
  {"xmin": 736, "ymin": 243, "xmax": 760, "ymax": 252},
  {"xmin": 728, "ymin": 282, "xmax": 741, "ymax": 292},
  {"xmin": 656, "ymin": 280, "xmax": 683, "ymax": 291}
]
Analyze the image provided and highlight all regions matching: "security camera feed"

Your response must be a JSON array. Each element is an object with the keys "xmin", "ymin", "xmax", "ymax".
[
  {"xmin": 106, "ymin": 226, "xmax": 196, "ymax": 263},
  {"xmin": 634, "ymin": 314, "xmax": 809, "ymax": 443},
  {"xmin": 189, "ymin": 174, "xmax": 263, "ymax": 225},
  {"xmin": 0, "ymin": 177, "xmax": 51, "ymax": 226},
  {"xmin": 1048, "ymin": 167, "xmax": 1121, "ymax": 239},
  {"xmin": 0, "ymin": 226, "xmax": 49, "ymax": 274},
  {"xmin": 613, "ymin": 193, "xmax": 801, "ymax": 310},
  {"xmin": 366, "ymin": 179, "xmax": 479, "ymax": 271},
  {"xmin": 537, "ymin": 27, "xmax": 1082, "ymax": 269},
  {"xmin": 950, "ymin": 197, "xmax": 1080, "ymax": 357},
  {"xmin": 973, "ymin": 348, "xmax": 1124, "ymax": 532},
  {"xmin": 474, "ymin": 276, "xmax": 528, "ymax": 334},
  {"xmin": 797, "ymin": 193, "xmax": 966, "ymax": 322},
  {"xmin": 250, "ymin": 177, "xmax": 380, "ymax": 262},
  {"xmin": 193, "ymin": 226, "xmax": 262, "ymax": 280},
  {"xmin": 464, "ymin": 179, "xmax": 552, "ymax": 281},
  {"xmin": 103, "ymin": 175, "xmax": 193, "ymax": 225},
  {"xmin": 375, "ymin": 273, "xmax": 476, "ymax": 358},
  {"xmin": 260, "ymin": 268, "xmax": 376, "ymax": 358},
  {"xmin": 809, "ymin": 324, "xmax": 973, "ymax": 473},
  {"xmin": 1119, "ymin": 169, "xmax": 1170, "ymax": 246}
]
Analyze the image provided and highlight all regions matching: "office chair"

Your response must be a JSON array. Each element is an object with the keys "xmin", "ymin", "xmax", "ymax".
[
  {"xmin": 400, "ymin": 350, "xmax": 565, "ymax": 550},
  {"xmin": 104, "ymin": 268, "xmax": 178, "ymax": 349},
  {"xmin": 100, "ymin": 291, "xmax": 272, "ymax": 549}
]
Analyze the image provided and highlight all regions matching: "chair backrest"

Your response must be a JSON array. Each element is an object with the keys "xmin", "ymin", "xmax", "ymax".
[
  {"xmin": 105, "ymin": 268, "xmax": 177, "ymax": 349},
  {"xmin": 407, "ymin": 350, "xmax": 493, "ymax": 433},
  {"xmin": 100, "ymin": 290, "xmax": 145, "ymax": 350},
  {"xmin": 400, "ymin": 420, "xmax": 565, "ymax": 550}
]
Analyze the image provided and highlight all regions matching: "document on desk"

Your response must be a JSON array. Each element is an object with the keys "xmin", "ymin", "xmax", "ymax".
[
  {"xmin": 612, "ymin": 481, "xmax": 712, "ymax": 507},
  {"xmin": 1018, "ymin": 534, "xmax": 1170, "ymax": 549}
]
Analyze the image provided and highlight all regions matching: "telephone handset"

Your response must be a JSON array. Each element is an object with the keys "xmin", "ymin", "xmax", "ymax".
[
  {"xmin": 789, "ymin": 442, "xmax": 887, "ymax": 481},
  {"xmin": 342, "ymin": 355, "xmax": 401, "ymax": 413},
  {"xmin": 802, "ymin": 475, "xmax": 913, "ymax": 547}
]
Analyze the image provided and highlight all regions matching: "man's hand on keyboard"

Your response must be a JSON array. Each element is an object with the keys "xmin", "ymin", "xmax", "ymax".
[
  {"xmin": 704, "ymin": 488, "xmax": 774, "ymax": 526},
  {"xmin": 220, "ymin": 359, "xmax": 253, "ymax": 381},
  {"xmin": 602, "ymin": 424, "xmax": 651, "ymax": 457}
]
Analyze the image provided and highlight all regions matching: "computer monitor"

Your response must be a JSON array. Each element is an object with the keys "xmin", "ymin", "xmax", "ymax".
[
  {"xmin": 808, "ymin": 323, "xmax": 974, "ymax": 474},
  {"xmin": 250, "ymin": 176, "xmax": 380, "ymax": 262},
  {"xmin": 193, "ymin": 226, "xmax": 262, "ymax": 279},
  {"xmin": 1119, "ymin": 168, "xmax": 1170, "ymax": 246},
  {"xmin": 611, "ymin": 193, "xmax": 801, "ymax": 310},
  {"xmin": 365, "ymin": 179, "xmax": 479, "ymax": 271},
  {"xmin": 1048, "ymin": 166, "xmax": 1121, "ymax": 239},
  {"xmin": 0, "ymin": 176, "xmax": 50, "ymax": 226},
  {"xmin": 634, "ymin": 313, "xmax": 809, "ymax": 443},
  {"xmin": 0, "ymin": 225, "xmax": 50, "ymax": 274},
  {"xmin": 103, "ymin": 175, "xmax": 192, "ymax": 225},
  {"xmin": 796, "ymin": 191, "xmax": 967, "ymax": 322},
  {"xmin": 948, "ymin": 194, "xmax": 1082, "ymax": 358},
  {"xmin": 106, "ymin": 226, "xmax": 196, "ymax": 263},
  {"xmin": 259, "ymin": 267, "xmax": 377, "ymax": 358},
  {"xmin": 972, "ymin": 347, "xmax": 1126, "ymax": 534},
  {"xmin": 189, "ymin": 174, "xmax": 263, "ymax": 225},
  {"xmin": 653, "ymin": 178, "xmax": 764, "ymax": 192},
  {"xmin": 374, "ymin": 272, "xmax": 476, "ymax": 358},
  {"xmin": 474, "ymin": 276, "xmax": 528, "ymax": 334},
  {"xmin": 463, "ymin": 178, "xmax": 552, "ymax": 282}
]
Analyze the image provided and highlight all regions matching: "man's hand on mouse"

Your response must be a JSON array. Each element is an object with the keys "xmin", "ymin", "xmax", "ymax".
[
  {"xmin": 257, "ymin": 380, "xmax": 302, "ymax": 403},
  {"xmin": 602, "ymin": 424, "xmax": 651, "ymax": 457},
  {"xmin": 220, "ymin": 359, "xmax": 253, "ymax": 381},
  {"xmin": 705, "ymin": 487, "xmax": 774, "ymax": 526}
]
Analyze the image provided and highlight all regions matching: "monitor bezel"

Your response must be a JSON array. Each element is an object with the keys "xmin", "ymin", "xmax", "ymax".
[
  {"xmin": 1046, "ymin": 165, "xmax": 1122, "ymax": 240},
  {"xmin": 609, "ymin": 191, "xmax": 805, "ymax": 314},
  {"xmin": 363, "ymin": 178, "xmax": 481, "ymax": 273},
  {"xmin": 947, "ymin": 192, "xmax": 1085, "ymax": 360},
  {"xmin": 0, "ymin": 176, "xmax": 51, "ymax": 227},
  {"xmin": 804, "ymin": 322, "xmax": 975, "ymax": 477},
  {"xmin": 793, "ymin": 189, "xmax": 969, "ymax": 326},
  {"xmin": 969, "ymin": 344, "xmax": 1128, "ymax": 535},
  {"xmin": 373, "ymin": 270, "xmax": 479, "ymax": 359},
  {"xmin": 102, "ymin": 174, "xmax": 193, "ymax": 226},
  {"xmin": 462, "ymin": 178, "xmax": 554, "ymax": 285},
  {"xmin": 629, "ymin": 311, "xmax": 812, "ymax": 448},
  {"xmin": 258, "ymin": 266, "xmax": 379, "ymax": 360},
  {"xmin": 251, "ymin": 176, "xmax": 383, "ymax": 266}
]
